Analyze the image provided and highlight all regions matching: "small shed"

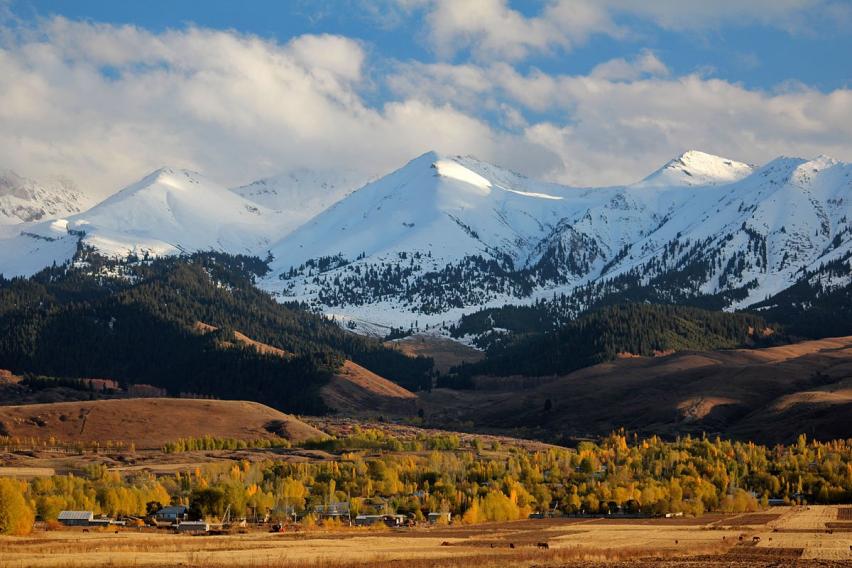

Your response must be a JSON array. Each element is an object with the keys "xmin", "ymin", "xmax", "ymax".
[
  {"xmin": 176, "ymin": 520, "xmax": 210, "ymax": 533},
  {"xmin": 428, "ymin": 512, "xmax": 451, "ymax": 524},
  {"xmin": 354, "ymin": 515, "xmax": 385, "ymax": 527}
]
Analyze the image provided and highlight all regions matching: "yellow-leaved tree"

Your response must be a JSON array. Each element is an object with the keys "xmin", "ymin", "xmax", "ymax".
[{"xmin": 0, "ymin": 478, "xmax": 34, "ymax": 535}]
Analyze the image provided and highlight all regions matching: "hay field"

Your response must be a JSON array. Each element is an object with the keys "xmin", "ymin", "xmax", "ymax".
[{"xmin": 2, "ymin": 506, "xmax": 851, "ymax": 567}]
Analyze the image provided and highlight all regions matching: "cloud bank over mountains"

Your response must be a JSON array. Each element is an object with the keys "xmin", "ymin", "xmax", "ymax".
[{"xmin": 0, "ymin": 1, "xmax": 850, "ymax": 197}]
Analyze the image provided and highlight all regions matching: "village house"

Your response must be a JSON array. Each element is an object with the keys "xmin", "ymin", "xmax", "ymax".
[{"xmin": 153, "ymin": 505, "xmax": 188, "ymax": 524}]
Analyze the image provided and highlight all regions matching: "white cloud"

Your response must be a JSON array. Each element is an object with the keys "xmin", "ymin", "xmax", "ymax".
[
  {"xmin": 422, "ymin": 0, "xmax": 618, "ymax": 61},
  {"xmin": 0, "ymin": 14, "xmax": 850, "ymax": 201},
  {"xmin": 413, "ymin": 0, "xmax": 850, "ymax": 62},
  {"xmin": 589, "ymin": 50, "xmax": 669, "ymax": 81},
  {"xmin": 387, "ymin": 55, "xmax": 852, "ymax": 186},
  {"xmin": 0, "ymin": 17, "xmax": 557, "ymax": 197}
]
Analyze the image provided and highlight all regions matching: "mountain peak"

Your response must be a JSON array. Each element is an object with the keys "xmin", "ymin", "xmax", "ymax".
[
  {"xmin": 637, "ymin": 150, "xmax": 755, "ymax": 188},
  {"xmin": 141, "ymin": 166, "xmax": 204, "ymax": 186},
  {"xmin": 432, "ymin": 158, "xmax": 493, "ymax": 191}
]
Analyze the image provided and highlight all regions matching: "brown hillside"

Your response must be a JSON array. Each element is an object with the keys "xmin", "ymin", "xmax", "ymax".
[
  {"xmin": 418, "ymin": 336, "xmax": 852, "ymax": 444},
  {"xmin": 388, "ymin": 334, "xmax": 484, "ymax": 374},
  {"xmin": 192, "ymin": 322, "xmax": 417, "ymax": 416},
  {"xmin": 0, "ymin": 398, "xmax": 325, "ymax": 449},
  {"xmin": 194, "ymin": 322, "xmax": 290, "ymax": 357},
  {"xmin": 321, "ymin": 360, "xmax": 418, "ymax": 416}
]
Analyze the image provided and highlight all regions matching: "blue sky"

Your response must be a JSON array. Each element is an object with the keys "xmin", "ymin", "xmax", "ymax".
[
  {"xmin": 1, "ymin": 0, "xmax": 851, "ymax": 195},
  {"xmin": 17, "ymin": 0, "xmax": 851, "ymax": 91}
]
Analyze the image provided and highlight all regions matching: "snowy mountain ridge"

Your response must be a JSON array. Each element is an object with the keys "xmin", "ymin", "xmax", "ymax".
[
  {"xmin": 0, "ymin": 150, "xmax": 850, "ymax": 336},
  {"xmin": 0, "ymin": 167, "xmax": 282, "ymax": 277},
  {"xmin": 260, "ymin": 150, "xmax": 852, "ymax": 333},
  {"xmin": 231, "ymin": 167, "xmax": 369, "ymax": 234},
  {"xmin": 0, "ymin": 169, "xmax": 93, "ymax": 225}
]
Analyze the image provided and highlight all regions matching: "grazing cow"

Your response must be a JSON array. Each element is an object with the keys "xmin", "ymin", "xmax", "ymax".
[
  {"xmin": 490, "ymin": 543, "xmax": 495, "ymax": 548},
  {"xmin": 674, "ymin": 540, "xmax": 679, "ymax": 544},
  {"xmin": 537, "ymin": 542, "xmax": 549, "ymax": 550},
  {"xmin": 509, "ymin": 543, "xmax": 515, "ymax": 549},
  {"xmin": 441, "ymin": 541, "xmax": 450, "ymax": 547},
  {"xmin": 752, "ymin": 536, "xmax": 761, "ymax": 544}
]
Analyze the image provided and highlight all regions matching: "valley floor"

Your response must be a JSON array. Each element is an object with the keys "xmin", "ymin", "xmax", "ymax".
[{"xmin": 2, "ymin": 506, "xmax": 851, "ymax": 567}]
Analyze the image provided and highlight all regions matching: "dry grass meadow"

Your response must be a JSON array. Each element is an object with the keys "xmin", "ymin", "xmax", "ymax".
[{"xmin": 2, "ymin": 505, "xmax": 852, "ymax": 567}]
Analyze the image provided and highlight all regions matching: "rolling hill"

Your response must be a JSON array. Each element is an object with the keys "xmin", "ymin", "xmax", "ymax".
[
  {"xmin": 0, "ymin": 398, "xmax": 324, "ymax": 449},
  {"xmin": 417, "ymin": 336, "xmax": 852, "ymax": 444}
]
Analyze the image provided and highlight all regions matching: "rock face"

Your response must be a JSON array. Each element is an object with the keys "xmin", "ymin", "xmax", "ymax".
[{"xmin": 0, "ymin": 170, "xmax": 92, "ymax": 224}]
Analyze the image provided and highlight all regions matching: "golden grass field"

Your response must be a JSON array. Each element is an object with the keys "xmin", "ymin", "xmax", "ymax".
[{"xmin": 2, "ymin": 505, "xmax": 851, "ymax": 567}]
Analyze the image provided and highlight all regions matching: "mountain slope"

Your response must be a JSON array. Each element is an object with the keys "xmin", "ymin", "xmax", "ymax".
[
  {"xmin": 0, "ymin": 252, "xmax": 434, "ymax": 414},
  {"xmin": 232, "ymin": 168, "xmax": 367, "ymax": 234},
  {"xmin": 0, "ymin": 170, "xmax": 92, "ymax": 225},
  {"xmin": 418, "ymin": 336, "xmax": 852, "ymax": 444},
  {"xmin": 0, "ymin": 168, "xmax": 282, "ymax": 278},
  {"xmin": 1, "ymin": 151, "xmax": 849, "ymax": 338},
  {"xmin": 261, "ymin": 150, "xmax": 851, "ymax": 333}
]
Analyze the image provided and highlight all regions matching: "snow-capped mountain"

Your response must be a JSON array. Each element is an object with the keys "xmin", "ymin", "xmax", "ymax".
[
  {"xmin": 232, "ymin": 168, "xmax": 368, "ymax": 234},
  {"xmin": 0, "ymin": 167, "xmax": 280, "ymax": 278},
  {"xmin": 0, "ymin": 169, "xmax": 92, "ymax": 224},
  {"xmin": 260, "ymin": 150, "xmax": 852, "ymax": 332},
  {"xmin": 0, "ymin": 150, "xmax": 849, "ymax": 335}
]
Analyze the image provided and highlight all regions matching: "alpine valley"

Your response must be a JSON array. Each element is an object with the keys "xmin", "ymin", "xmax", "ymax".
[{"xmin": 2, "ymin": 150, "xmax": 852, "ymax": 442}]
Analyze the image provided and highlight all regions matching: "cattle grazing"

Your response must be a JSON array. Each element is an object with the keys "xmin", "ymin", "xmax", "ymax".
[
  {"xmin": 752, "ymin": 536, "xmax": 761, "ymax": 544},
  {"xmin": 509, "ymin": 543, "xmax": 515, "ymax": 549},
  {"xmin": 441, "ymin": 541, "xmax": 450, "ymax": 547},
  {"xmin": 537, "ymin": 542, "xmax": 549, "ymax": 550}
]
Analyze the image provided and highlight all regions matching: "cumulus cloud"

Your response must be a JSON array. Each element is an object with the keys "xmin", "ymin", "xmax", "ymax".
[
  {"xmin": 0, "ymin": 17, "xmax": 558, "ymax": 197},
  {"xmin": 387, "ymin": 55, "xmax": 852, "ymax": 186},
  {"xmin": 413, "ymin": 0, "xmax": 850, "ymax": 62},
  {"xmin": 589, "ymin": 50, "xmax": 669, "ymax": 81},
  {"xmin": 423, "ymin": 0, "xmax": 618, "ymax": 61},
  {"xmin": 0, "ymin": 12, "xmax": 850, "ymax": 200}
]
